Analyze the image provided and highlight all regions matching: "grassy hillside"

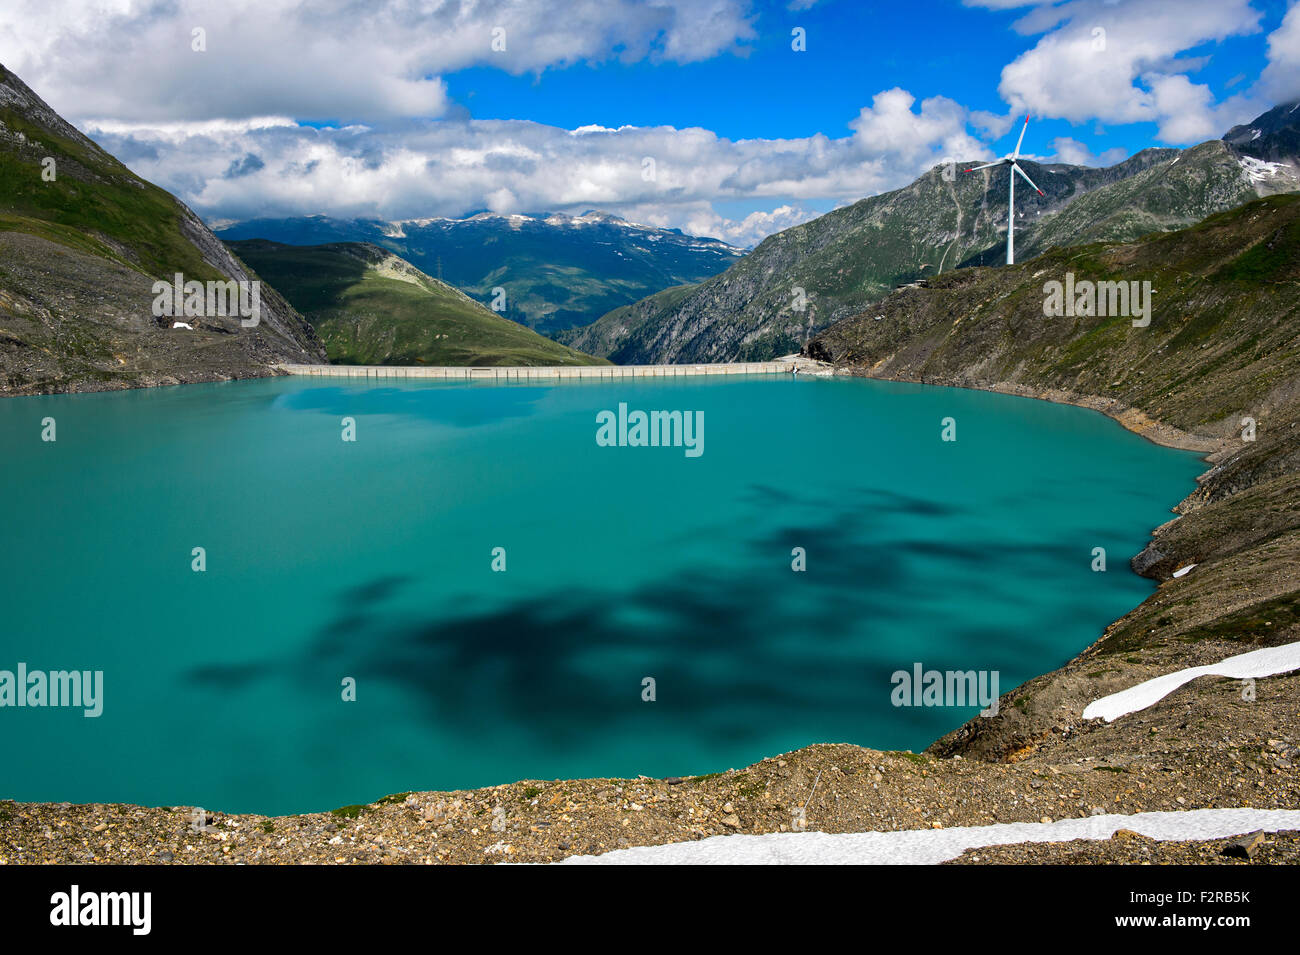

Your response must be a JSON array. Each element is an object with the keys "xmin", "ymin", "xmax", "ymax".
[
  {"xmin": 0, "ymin": 67, "xmax": 221, "ymax": 282},
  {"xmin": 218, "ymin": 212, "xmax": 743, "ymax": 333},
  {"xmin": 227, "ymin": 240, "xmax": 606, "ymax": 367}
]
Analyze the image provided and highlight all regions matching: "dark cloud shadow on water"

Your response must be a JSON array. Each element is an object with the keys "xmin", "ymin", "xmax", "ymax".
[
  {"xmin": 859, "ymin": 488, "xmax": 965, "ymax": 519},
  {"xmin": 181, "ymin": 496, "xmax": 1121, "ymax": 758},
  {"xmin": 183, "ymin": 499, "xmax": 1007, "ymax": 752}
]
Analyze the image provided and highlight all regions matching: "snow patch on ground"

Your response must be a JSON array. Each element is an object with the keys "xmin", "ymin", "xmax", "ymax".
[
  {"xmin": 1083, "ymin": 640, "xmax": 1300, "ymax": 722},
  {"xmin": 557, "ymin": 808, "xmax": 1300, "ymax": 864}
]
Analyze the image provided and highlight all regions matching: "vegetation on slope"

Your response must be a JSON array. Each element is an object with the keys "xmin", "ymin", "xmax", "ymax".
[
  {"xmin": 0, "ymin": 62, "xmax": 323, "ymax": 395},
  {"xmin": 227, "ymin": 240, "xmax": 606, "ymax": 367},
  {"xmin": 218, "ymin": 212, "xmax": 742, "ymax": 334},
  {"xmin": 0, "ymin": 65, "xmax": 220, "ymax": 282}
]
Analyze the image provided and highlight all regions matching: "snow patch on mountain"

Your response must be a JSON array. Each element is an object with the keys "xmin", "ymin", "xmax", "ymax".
[{"xmin": 1239, "ymin": 155, "xmax": 1288, "ymax": 182}]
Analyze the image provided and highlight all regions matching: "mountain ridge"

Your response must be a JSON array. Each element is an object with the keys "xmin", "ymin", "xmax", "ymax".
[
  {"xmin": 227, "ymin": 238, "xmax": 605, "ymax": 367},
  {"xmin": 216, "ymin": 210, "xmax": 743, "ymax": 334},
  {"xmin": 569, "ymin": 103, "xmax": 1300, "ymax": 365},
  {"xmin": 0, "ymin": 61, "xmax": 326, "ymax": 396}
]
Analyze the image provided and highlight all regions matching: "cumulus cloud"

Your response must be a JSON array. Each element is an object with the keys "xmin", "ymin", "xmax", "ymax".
[
  {"xmin": 849, "ymin": 89, "xmax": 991, "ymax": 169},
  {"xmin": 686, "ymin": 203, "xmax": 820, "ymax": 248},
  {"xmin": 994, "ymin": 0, "xmax": 1265, "ymax": 144},
  {"xmin": 84, "ymin": 106, "xmax": 995, "ymax": 241},
  {"xmin": 1047, "ymin": 136, "xmax": 1128, "ymax": 167},
  {"xmin": 1261, "ymin": 1, "xmax": 1300, "ymax": 104},
  {"xmin": 0, "ymin": 0, "xmax": 757, "ymax": 123}
]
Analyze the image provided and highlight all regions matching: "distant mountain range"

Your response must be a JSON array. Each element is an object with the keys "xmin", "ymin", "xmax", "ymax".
[
  {"xmin": 215, "ymin": 211, "xmax": 743, "ymax": 334},
  {"xmin": 228, "ymin": 239, "xmax": 603, "ymax": 367},
  {"xmin": 0, "ymin": 62, "xmax": 325, "ymax": 395},
  {"xmin": 564, "ymin": 103, "xmax": 1300, "ymax": 364}
]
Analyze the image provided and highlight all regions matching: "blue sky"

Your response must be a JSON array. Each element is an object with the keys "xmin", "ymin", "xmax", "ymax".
[
  {"xmin": 5, "ymin": 0, "xmax": 1299, "ymax": 246},
  {"xmin": 446, "ymin": 1, "xmax": 1289, "ymax": 153}
]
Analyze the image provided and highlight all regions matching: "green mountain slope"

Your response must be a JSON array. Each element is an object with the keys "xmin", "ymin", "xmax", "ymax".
[
  {"xmin": 216, "ymin": 211, "xmax": 743, "ymax": 334},
  {"xmin": 227, "ymin": 240, "xmax": 606, "ymax": 367},
  {"xmin": 811, "ymin": 193, "xmax": 1300, "ymax": 434},
  {"xmin": 582, "ymin": 105, "xmax": 1300, "ymax": 365},
  {"xmin": 0, "ymin": 62, "xmax": 324, "ymax": 395},
  {"xmin": 573, "ymin": 149, "xmax": 1183, "ymax": 363},
  {"xmin": 554, "ymin": 283, "xmax": 697, "ymax": 357}
]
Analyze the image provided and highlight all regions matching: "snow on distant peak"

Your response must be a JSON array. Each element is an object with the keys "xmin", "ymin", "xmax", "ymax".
[
  {"xmin": 372, "ymin": 209, "xmax": 737, "ymax": 249},
  {"xmin": 1239, "ymin": 155, "xmax": 1288, "ymax": 182}
]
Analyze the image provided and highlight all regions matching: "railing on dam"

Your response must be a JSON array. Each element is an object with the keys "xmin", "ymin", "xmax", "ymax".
[{"xmin": 275, "ymin": 361, "xmax": 805, "ymax": 380}]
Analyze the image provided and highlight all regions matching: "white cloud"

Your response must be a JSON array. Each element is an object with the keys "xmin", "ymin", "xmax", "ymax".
[
  {"xmin": 1047, "ymin": 136, "xmax": 1127, "ymax": 166},
  {"xmin": 0, "ymin": 0, "xmax": 757, "ymax": 123},
  {"xmin": 8, "ymin": 0, "xmax": 1279, "ymax": 250},
  {"xmin": 994, "ymin": 0, "xmax": 1265, "ymax": 144},
  {"xmin": 682, "ymin": 203, "xmax": 820, "ymax": 248},
  {"xmin": 84, "ymin": 105, "xmax": 995, "ymax": 244},
  {"xmin": 1261, "ymin": 1, "xmax": 1300, "ymax": 104},
  {"xmin": 849, "ymin": 89, "xmax": 991, "ymax": 168}
]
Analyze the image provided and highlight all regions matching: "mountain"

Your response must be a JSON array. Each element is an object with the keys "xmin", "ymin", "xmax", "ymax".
[
  {"xmin": 810, "ymin": 192, "xmax": 1300, "ymax": 438},
  {"xmin": 807, "ymin": 193, "xmax": 1300, "ymax": 761},
  {"xmin": 0, "ymin": 63, "xmax": 325, "ymax": 396},
  {"xmin": 553, "ymin": 283, "xmax": 697, "ymax": 356},
  {"xmin": 227, "ymin": 240, "xmax": 604, "ymax": 367},
  {"xmin": 1223, "ymin": 101, "xmax": 1300, "ymax": 166},
  {"xmin": 215, "ymin": 211, "xmax": 743, "ymax": 334},
  {"xmin": 576, "ymin": 103, "xmax": 1300, "ymax": 365}
]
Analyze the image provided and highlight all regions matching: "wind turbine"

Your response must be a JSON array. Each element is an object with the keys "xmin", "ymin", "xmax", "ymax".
[{"xmin": 967, "ymin": 116, "xmax": 1044, "ymax": 265}]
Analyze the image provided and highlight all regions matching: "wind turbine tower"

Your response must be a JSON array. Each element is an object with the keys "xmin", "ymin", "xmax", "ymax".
[{"xmin": 967, "ymin": 116, "xmax": 1045, "ymax": 265}]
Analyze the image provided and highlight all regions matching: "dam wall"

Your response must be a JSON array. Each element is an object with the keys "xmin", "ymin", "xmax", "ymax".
[{"xmin": 276, "ymin": 361, "xmax": 804, "ymax": 380}]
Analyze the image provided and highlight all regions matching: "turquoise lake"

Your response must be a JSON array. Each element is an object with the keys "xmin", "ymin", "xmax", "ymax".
[{"xmin": 0, "ymin": 375, "xmax": 1203, "ymax": 814}]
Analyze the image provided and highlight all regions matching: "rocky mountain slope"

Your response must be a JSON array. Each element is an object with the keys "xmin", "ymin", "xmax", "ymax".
[
  {"xmin": 0, "ymin": 63, "xmax": 325, "ymax": 396},
  {"xmin": 574, "ymin": 105, "xmax": 1300, "ymax": 365},
  {"xmin": 227, "ymin": 240, "xmax": 604, "ymax": 367},
  {"xmin": 1224, "ymin": 101, "xmax": 1300, "ymax": 164},
  {"xmin": 808, "ymin": 193, "xmax": 1300, "ymax": 767},
  {"xmin": 216, "ymin": 211, "xmax": 742, "ymax": 334}
]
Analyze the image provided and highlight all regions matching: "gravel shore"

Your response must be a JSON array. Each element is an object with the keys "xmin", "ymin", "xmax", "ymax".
[{"xmin": 3, "ymin": 674, "xmax": 1296, "ymax": 865}]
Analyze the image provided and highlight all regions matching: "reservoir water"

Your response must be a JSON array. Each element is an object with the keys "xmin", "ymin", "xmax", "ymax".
[{"xmin": 0, "ymin": 375, "xmax": 1203, "ymax": 814}]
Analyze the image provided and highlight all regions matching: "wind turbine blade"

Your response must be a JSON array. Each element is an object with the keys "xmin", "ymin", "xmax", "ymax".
[
  {"xmin": 1012, "ymin": 115, "xmax": 1029, "ymax": 158},
  {"xmin": 965, "ymin": 161, "xmax": 1004, "ymax": 171},
  {"xmin": 1012, "ymin": 162, "xmax": 1045, "ymax": 195}
]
